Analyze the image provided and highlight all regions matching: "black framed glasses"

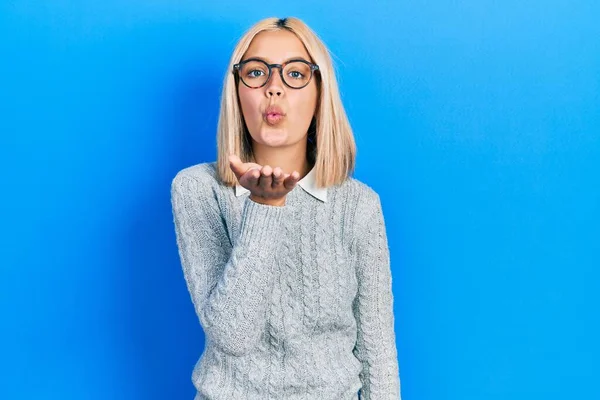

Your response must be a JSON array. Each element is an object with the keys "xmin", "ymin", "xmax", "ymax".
[{"xmin": 232, "ymin": 58, "xmax": 320, "ymax": 89}]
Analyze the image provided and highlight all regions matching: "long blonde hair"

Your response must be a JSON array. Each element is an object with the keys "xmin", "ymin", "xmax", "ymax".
[{"xmin": 215, "ymin": 17, "xmax": 356, "ymax": 188}]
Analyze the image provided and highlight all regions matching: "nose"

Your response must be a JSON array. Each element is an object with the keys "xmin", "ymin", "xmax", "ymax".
[{"xmin": 265, "ymin": 67, "xmax": 284, "ymax": 97}]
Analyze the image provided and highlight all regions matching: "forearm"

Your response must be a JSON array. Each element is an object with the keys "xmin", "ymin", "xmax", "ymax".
[
  {"xmin": 185, "ymin": 197, "xmax": 285, "ymax": 356},
  {"xmin": 353, "ymin": 191, "xmax": 402, "ymax": 399}
]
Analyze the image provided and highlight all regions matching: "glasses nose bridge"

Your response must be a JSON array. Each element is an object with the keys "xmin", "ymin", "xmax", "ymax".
[{"xmin": 266, "ymin": 63, "xmax": 285, "ymax": 86}]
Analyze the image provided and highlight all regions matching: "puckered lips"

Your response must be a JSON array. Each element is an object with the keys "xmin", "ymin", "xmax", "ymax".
[{"xmin": 263, "ymin": 104, "xmax": 286, "ymax": 125}]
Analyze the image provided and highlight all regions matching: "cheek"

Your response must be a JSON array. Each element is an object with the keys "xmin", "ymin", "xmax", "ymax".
[
  {"xmin": 238, "ymin": 88, "xmax": 261, "ymax": 122},
  {"xmin": 289, "ymin": 90, "xmax": 318, "ymax": 121}
]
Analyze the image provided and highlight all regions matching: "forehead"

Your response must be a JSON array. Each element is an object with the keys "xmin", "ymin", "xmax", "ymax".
[{"xmin": 243, "ymin": 30, "xmax": 312, "ymax": 63}]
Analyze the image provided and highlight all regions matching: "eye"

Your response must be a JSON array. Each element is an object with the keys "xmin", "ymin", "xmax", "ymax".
[
  {"xmin": 247, "ymin": 69, "xmax": 265, "ymax": 78},
  {"xmin": 288, "ymin": 70, "xmax": 305, "ymax": 79}
]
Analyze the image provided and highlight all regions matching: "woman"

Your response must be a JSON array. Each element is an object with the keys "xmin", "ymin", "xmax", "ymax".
[{"xmin": 171, "ymin": 16, "xmax": 401, "ymax": 400}]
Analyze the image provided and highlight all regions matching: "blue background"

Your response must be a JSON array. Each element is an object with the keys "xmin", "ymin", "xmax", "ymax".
[{"xmin": 1, "ymin": 1, "xmax": 598, "ymax": 399}]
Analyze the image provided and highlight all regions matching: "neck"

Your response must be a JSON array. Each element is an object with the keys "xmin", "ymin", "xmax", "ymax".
[{"xmin": 251, "ymin": 140, "xmax": 311, "ymax": 180}]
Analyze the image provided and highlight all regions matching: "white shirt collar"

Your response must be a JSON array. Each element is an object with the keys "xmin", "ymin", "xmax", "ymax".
[{"xmin": 234, "ymin": 164, "xmax": 327, "ymax": 202}]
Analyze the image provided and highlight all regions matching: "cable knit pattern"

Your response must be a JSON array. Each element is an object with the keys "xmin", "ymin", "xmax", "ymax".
[{"xmin": 170, "ymin": 161, "xmax": 401, "ymax": 400}]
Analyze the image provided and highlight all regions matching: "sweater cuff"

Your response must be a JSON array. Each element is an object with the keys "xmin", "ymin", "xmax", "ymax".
[{"xmin": 237, "ymin": 197, "xmax": 285, "ymax": 256}]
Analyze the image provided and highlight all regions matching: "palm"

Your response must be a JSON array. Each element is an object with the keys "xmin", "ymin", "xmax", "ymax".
[{"xmin": 228, "ymin": 154, "xmax": 300, "ymax": 200}]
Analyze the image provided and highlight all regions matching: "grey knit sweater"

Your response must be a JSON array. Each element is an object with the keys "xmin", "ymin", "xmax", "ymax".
[{"xmin": 170, "ymin": 161, "xmax": 401, "ymax": 400}]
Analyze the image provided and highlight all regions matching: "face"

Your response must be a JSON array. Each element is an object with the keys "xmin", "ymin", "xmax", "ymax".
[{"xmin": 237, "ymin": 30, "xmax": 319, "ymax": 149}]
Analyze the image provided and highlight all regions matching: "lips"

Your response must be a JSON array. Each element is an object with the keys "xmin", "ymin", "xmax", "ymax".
[{"xmin": 264, "ymin": 105, "xmax": 286, "ymax": 125}]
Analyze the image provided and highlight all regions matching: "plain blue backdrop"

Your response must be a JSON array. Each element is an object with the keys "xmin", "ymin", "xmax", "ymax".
[{"xmin": 1, "ymin": 1, "xmax": 598, "ymax": 399}]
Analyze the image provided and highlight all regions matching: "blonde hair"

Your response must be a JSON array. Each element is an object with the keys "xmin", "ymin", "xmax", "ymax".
[{"xmin": 215, "ymin": 17, "xmax": 356, "ymax": 188}]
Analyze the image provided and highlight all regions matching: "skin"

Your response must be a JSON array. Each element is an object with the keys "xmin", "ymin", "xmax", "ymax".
[{"xmin": 228, "ymin": 29, "xmax": 319, "ymax": 207}]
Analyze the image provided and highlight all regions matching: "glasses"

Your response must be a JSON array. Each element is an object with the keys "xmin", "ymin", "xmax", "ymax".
[{"xmin": 232, "ymin": 58, "xmax": 320, "ymax": 89}]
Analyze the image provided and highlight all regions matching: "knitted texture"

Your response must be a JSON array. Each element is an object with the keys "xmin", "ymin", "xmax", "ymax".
[{"xmin": 170, "ymin": 162, "xmax": 401, "ymax": 400}]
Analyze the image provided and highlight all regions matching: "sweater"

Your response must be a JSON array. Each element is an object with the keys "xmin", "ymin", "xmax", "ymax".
[{"xmin": 170, "ymin": 161, "xmax": 401, "ymax": 400}]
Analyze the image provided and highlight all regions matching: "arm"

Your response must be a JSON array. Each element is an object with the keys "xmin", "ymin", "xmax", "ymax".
[
  {"xmin": 352, "ymin": 191, "xmax": 402, "ymax": 399},
  {"xmin": 171, "ymin": 172, "xmax": 284, "ymax": 357}
]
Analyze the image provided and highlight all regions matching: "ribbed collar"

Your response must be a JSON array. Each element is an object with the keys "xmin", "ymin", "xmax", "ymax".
[{"xmin": 234, "ymin": 164, "xmax": 327, "ymax": 202}]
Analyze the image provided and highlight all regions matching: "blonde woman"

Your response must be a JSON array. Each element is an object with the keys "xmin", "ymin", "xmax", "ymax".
[{"xmin": 171, "ymin": 16, "xmax": 401, "ymax": 400}]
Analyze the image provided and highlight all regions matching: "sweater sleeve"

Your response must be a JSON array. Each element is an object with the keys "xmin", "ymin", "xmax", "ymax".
[
  {"xmin": 352, "ymin": 191, "xmax": 402, "ymax": 400},
  {"xmin": 170, "ymin": 172, "xmax": 285, "ymax": 357}
]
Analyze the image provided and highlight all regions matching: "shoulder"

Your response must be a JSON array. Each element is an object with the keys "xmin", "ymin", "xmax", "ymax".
[
  {"xmin": 171, "ymin": 161, "xmax": 227, "ymax": 198},
  {"xmin": 171, "ymin": 161, "xmax": 218, "ymax": 188},
  {"xmin": 337, "ymin": 177, "xmax": 384, "ymax": 238},
  {"xmin": 334, "ymin": 175, "xmax": 381, "ymax": 210},
  {"xmin": 170, "ymin": 161, "xmax": 225, "ymax": 213}
]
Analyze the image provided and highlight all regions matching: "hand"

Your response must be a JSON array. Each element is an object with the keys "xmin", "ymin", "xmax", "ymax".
[{"xmin": 228, "ymin": 154, "xmax": 300, "ymax": 206}]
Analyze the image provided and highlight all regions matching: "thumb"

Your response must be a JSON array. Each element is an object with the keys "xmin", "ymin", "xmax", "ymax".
[{"xmin": 228, "ymin": 154, "xmax": 246, "ymax": 179}]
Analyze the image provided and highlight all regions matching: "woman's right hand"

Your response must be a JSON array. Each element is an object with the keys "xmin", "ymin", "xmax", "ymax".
[{"xmin": 228, "ymin": 154, "xmax": 301, "ymax": 206}]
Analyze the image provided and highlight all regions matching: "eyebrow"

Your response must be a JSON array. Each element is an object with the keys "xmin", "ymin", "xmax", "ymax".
[{"xmin": 241, "ymin": 56, "xmax": 312, "ymax": 64}]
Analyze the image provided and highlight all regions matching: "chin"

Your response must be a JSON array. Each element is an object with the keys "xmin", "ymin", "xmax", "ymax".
[{"xmin": 257, "ymin": 127, "xmax": 289, "ymax": 147}]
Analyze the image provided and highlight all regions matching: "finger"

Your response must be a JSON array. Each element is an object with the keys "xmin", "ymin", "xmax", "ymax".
[
  {"xmin": 228, "ymin": 154, "xmax": 244, "ymax": 179},
  {"xmin": 271, "ymin": 167, "xmax": 284, "ymax": 188},
  {"xmin": 258, "ymin": 165, "xmax": 273, "ymax": 191},
  {"xmin": 283, "ymin": 171, "xmax": 300, "ymax": 190},
  {"xmin": 243, "ymin": 167, "xmax": 261, "ymax": 187}
]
